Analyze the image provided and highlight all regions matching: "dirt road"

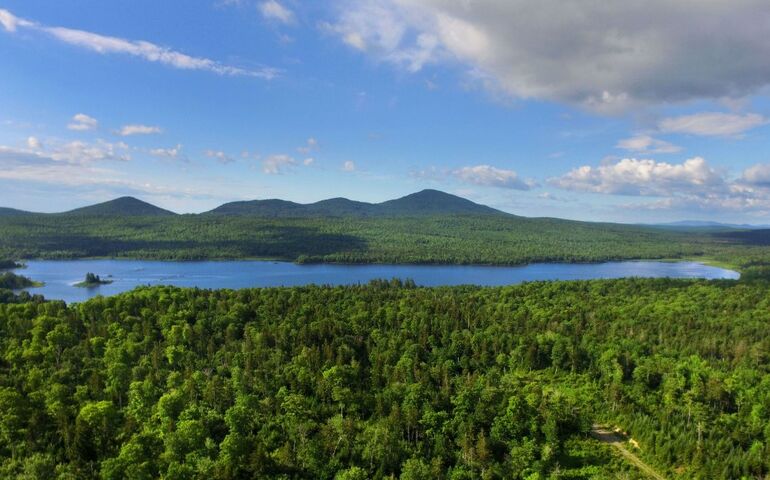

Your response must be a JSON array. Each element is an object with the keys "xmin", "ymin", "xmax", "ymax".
[{"xmin": 591, "ymin": 425, "xmax": 667, "ymax": 480}]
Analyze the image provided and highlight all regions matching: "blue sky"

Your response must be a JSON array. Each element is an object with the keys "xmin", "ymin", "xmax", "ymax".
[{"xmin": 1, "ymin": 1, "xmax": 770, "ymax": 223}]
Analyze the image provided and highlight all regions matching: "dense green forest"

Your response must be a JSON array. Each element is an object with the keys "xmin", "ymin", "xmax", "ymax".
[
  {"xmin": 0, "ymin": 212, "xmax": 726, "ymax": 265},
  {"xmin": 1, "ymin": 279, "xmax": 768, "ymax": 478},
  {"xmin": 0, "ymin": 259, "xmax": 21, "ymax": 269},
  {"xmin": 5, "ymin": 191, "xmax": 770, "ymax": 275},
  {"xmin": 0, "ymin": 272, "xmax": 40, "ymax": 290}
]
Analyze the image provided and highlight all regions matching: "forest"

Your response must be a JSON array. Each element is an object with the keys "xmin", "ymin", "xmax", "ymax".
[
  {"xmin": 0, "ymin": 271, "xmax": 40, "ymax": 290},
  {"xmin": 4, "ymin": 208, "xmax": 770, "ymax": 281},
  {"xmin": 1, "ymin": 278, "xmax": 768, "ymax": 478},
  {"xmin": 0, "ymin": 212, "xmax": 751, "ymax": 265}
]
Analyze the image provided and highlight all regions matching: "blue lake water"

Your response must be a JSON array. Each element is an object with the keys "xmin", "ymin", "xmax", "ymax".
[{"xmin": 10, "ymin": 259, "xmax": 740, "ymax": 304}]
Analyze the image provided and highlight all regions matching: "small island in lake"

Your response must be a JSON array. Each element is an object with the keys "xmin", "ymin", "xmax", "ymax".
[{"xmin": 75, "ymin": 272, "xmax": 113, "ymax": 288}]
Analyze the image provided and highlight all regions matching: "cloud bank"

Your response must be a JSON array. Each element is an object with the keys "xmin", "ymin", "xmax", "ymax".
[
  {"xmin": 550, "ymin": 156, "xmax": 770, "ymax": 214},
  {"xmin": 326, "ymin": 0, "xmax": 770, "ymax": 111}
]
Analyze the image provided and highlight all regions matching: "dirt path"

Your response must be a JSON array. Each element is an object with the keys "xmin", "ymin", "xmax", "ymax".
[{"xmin": 591, "ymin": 425, "xmax": 667, "ymax": 480}]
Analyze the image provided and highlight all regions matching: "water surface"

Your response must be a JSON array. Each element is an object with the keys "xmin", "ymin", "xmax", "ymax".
[{"xmin": 13, "ymin": 259, "xmax": 739, "ymax": 304}]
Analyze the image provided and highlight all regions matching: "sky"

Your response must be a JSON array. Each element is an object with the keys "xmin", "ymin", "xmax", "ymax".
[{"xmin": 1, "ymin": 1, "xmax": 770, "ymax": 223}]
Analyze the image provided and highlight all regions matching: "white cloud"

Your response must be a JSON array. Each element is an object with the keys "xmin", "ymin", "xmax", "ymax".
[
  {"xmin": 0, "ymin": 138, "xmax": 129, "ymax": 166},
  {"xmin": 262, "ymin": 154, "xmax": 296, "ymax": 174},
  {"xmin": 0, "ymin": 143, "xmax": 225, "ymax": 204},
  {"xmin": 342, "ymin": 160, "xmax": 356, "ymax": 172},
  {"xmin": 303, "ymin": 157, "xmax": 315, "ymax": 166},
  {"xmin": 452, "ymin": 164, "xmax": 533, "ymax": 190},
  {"xmin": 51, "ymin": 140, "xmax": 131, "ymax": 164},
  {"xmin": 0, "ymin": 9, "xmax": 20, "ymax": 32},
  {"xmin": 326, "ymin": 1, "xmax": 770, "ymax": 110},
  {"xmin": 259, "ymin": 1, "xmax": 295, "ymax": 24},
  {"xmin": 118, "ymin": 124, "xmax": 162, "ymax": 136},
  {"xmin": 297, "ymin": 137, "xmax": 318, "ymax": 154},
  {"xmin": 205, "ymin": 150, "xmax": 234, "ymax": 164},
  {"xmin": 537, "ymin": 192, "xmax": 568, "ymax": 202},
  {"xmin": 149, "ymin": 144, "xmax": 182, "ymax": 159},
  {"xmin": 550, "ymin": 156, "xmax": 770, "ymax": 213},
  {"xmin": 550, "ymin": 157, "xmax": 724, "ymax": 196},
  {"xmin": 68, "ymin": 113, "xmax": 98, "ymax": 131},
  {"xmin": 742, "ymin": 164, "xmax": 770, "ymax": 187},
  {"xmin": 659, "ymin": 112, "xmax": 768, "ymax": 137},
  {"xmin": 616, "ymin": 135, "xmax": 681, "ymax": 154},
  {"xmin": 0, "ymin": 8, "xmax": 278, "ymax": 79},
  {"xmin": 26, "ymin": 136, "xmax": 42, "ymax": 150},
  {"xmin": 0, "ymin": 9, "xmax": 33, "ymax": 33}
]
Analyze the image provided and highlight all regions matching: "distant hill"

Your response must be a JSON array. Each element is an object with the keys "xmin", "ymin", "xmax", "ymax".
[
  {"xmin": 62, "ymin": 197, "xmax": 177, "ymax": 216},
  {"xmin": 377, "ymin": 189, "xmax": 503, "ymax": 216},
  {"xmin": 208, "ymin": 199, "xmax": 305, "ymax": 217},
  {"xmin": 306, "ymin": 198, "xmax": 376, "ymax": 216},
  {"xmin": 648, "ymin": 220, "xmax": 770, "ymax": 230},
  {"xmin": 207, "ymin": 189, "xmax": 507, "ymax": 217},
  {"xmin": 0, "ymin": 207, "xmax": 33, "ymax": 216}
]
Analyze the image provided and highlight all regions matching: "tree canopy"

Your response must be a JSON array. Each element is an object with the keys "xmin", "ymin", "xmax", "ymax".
[{"xmin": 0, "ymin": 278, "xmax": 768, "ymax": 478}]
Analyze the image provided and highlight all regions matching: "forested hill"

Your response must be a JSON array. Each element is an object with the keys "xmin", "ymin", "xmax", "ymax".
[
  {"xmin": 0, "ymin": 189, "xmax": 505, "ymax": 218},
  {"xmin": 206, "ymin": 189, "xmax": 506, "ymax": 217},
  {"xmin": 61, "ymin": 197, "xmax": 177, "ymax": 217},
  {"xmin": 0, "ymin": 206, "xmax": 32, "ymax": 216},
  {"xmin": 2, "ymin": 189, "xmax": 769, "ymax": 271}
]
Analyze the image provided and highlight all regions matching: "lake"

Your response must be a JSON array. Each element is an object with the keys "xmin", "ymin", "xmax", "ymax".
[{"xmin": 10, "ymin": 259, "xmax": 740, "ymax": 304}]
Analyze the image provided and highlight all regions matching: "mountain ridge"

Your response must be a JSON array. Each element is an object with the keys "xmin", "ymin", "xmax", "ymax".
[
  {"xmin": 0, "ymin": 190, "xmax": 507, "ymax": 218},
  {"xmin": 205, "ymin": 189, "xmax": 508, "ymax": 217}
]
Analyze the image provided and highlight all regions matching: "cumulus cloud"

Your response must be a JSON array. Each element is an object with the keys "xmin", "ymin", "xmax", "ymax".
[
  {"xmin": 0, "ymin": 143, "xmax": 224, "ymax": 204},
  {"xmin": 0, "ymin": 8, "xmax": 278, "ymax": 79},
  {"xmin": 118, "ymin": 124, "xmax": 162, "ymax": 136},
  {"xmin": 26, "ymin": 137, "xmax": 42, "ymax": 150},
  {"xmin": 205, "ymin": 150, "xmax": 234, "ymax": 164},
  {"xmin": 52, "ymin": 140, "xmax": 131, "ymax": 164},
  {"xmin": 149, "ymin": 144, "xmax": 182, "ymax": 159},
  {"xmin": 742, "ymin": 164, "xmax": 770, "ymax": 187},
  {"xmin": 262, "ymin": 154, "xmax": 296, "ymax": 174},
  {"xmin": 342, "ymin": 160, "xmax": 356, "ymax": 172},
  {"xmin": 617, "ymin": 135, "xmax": 681, "ymax": 154},
  {"xmin": 550, "ymin": 157, "xmax": 724, "ymax": 196},
  {"xmin": 548, "ymin": 156, "xmax": 770, "ymax": 214},
  {"xmin": 325, "ymin": 0, "xmax": 770, "ymax": 111},
  {"xmin": 68, "ymin": 113, "xmax": 98, "ymax": 131},
  {"xmin": 659, "ymin": 112, "xmax": 768, "ymax": 137},
  {"xmin": 452, "ymin": 165, "xmax": 533, "ymax": 190},
  {"xmin": 297, "ymin": 137, "xmax": 318, "ymax": 154},
  {"xmin": 259, "ymin": 1, "xmax": 295, "ymax": 24},
  {"xmin": 0, "ymin": 138, "xmax": 129, "ymax": 167}
]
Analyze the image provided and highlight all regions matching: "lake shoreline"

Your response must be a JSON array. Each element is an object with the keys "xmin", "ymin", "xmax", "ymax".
[
  {"xmin": 15, "ymin": 254, "xmax": 736, "ymax": 270},
  {"xmin": 14, "ymin": 259, "xmax": 740, "ymax": 304}
]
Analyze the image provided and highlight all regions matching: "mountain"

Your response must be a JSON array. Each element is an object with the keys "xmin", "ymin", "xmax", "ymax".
[
  {"xmin": 207, "ymin": 189, "xmax": 507, "ymax": 217},
  {"xmin": 0, "ymin": 207, "xmax": 33, "ymax": 216},
  {"xmin": 305, "ymin": 198, "xmax": 376, "ymax": 216},
  {"xmin": 376, "ymin": 189, "xmax": 503, "ymax": 216},
  {"xmin": 207, "ymin": 199, "xmax": 305, "ymax": 217},
  {"xmin": 62, "ymin": 197, "xmax": 177, "ymax": 216}
]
